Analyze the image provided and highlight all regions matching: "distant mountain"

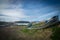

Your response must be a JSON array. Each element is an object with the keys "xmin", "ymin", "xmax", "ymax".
[
  {"xmin": 32, "ymin": 21, "xmax": 40, "ymax": 23},
  {"xmin": 13, "ymin": 21, "xmax": 30, "ymax": 26},
  {"xmin": 0, "ymin": 21, "xmax": 14, "ymax": 27},
  {"xmin": 15, "ymin": 21, "xmax": 30, "ymax": 23}
]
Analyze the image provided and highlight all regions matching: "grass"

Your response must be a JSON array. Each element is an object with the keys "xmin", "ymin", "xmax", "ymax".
[
  {"xmin": 0, "ymin": 23, "xmax": 60, "ymax": 40},
  {"xmin": 50, "ymin": 24, "xmax": 60, "ymax": 40}
]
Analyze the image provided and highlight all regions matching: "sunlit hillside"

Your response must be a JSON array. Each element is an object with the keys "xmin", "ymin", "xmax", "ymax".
[
  {"xmin": 0, "ymin": 21, "xmax": 60, "ymax": 40},
  {"xmin": 32, "ymin": 21, "xmax": 46, "ymax": 28}
]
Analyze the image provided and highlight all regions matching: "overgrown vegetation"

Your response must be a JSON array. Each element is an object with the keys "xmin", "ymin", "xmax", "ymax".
[
  {"xmin": 0, "ymin": 22, "xmax": 60, "ymax": 40},
  {"xmin": 0, "ymin": 26, "xmax": 52, "ymax": 40},
  {"xmin": 32, "ymin": 21, "xmax": 45, "ymax": 28},
  {"xmin": 50, "ymin": 23, "xmax": 60, "ymax": 40}
]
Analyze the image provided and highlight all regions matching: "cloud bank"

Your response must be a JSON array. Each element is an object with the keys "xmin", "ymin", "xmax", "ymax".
[{"xmin": 0, "ymin": 0, "xmax": 60, "ymax": 22}]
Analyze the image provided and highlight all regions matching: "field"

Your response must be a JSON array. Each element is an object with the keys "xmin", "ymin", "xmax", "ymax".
[{"xmin": 0, "ymin": 23, "xmax": 60, "ymax": 40}]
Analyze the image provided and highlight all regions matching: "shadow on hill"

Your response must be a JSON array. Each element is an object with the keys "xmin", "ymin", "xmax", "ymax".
[
  {"xmin": 50, "ymin": 22, "xmax": 60, "ymax": 40},
  {"xmin": 0, "ymin": 21, "xmax": 60, "ymax": 40},
  {"xmin": 0, "ymin": 28, "xmax": 25, "ymax": 40}
]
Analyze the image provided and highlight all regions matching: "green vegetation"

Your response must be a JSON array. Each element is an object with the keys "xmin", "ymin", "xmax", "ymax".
[
  {"xmin": 51, "ymin": 24, "xmax": 60, "ymax": 40},
  {"xmin": 0, "ymin": 26, "xmax": 52, "ymax": 40},
  {"xmin": 32, "ymin": 21, "xmax": 45, "ymax": 28},
  {"xmin": 0, "ymin": 22, "xmax": 60, "ymax": 40}
]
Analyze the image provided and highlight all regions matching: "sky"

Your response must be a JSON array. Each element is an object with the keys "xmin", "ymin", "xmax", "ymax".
[{"xmin": 0, "ymin": 0, "xmax": 60, "ymax": 22}]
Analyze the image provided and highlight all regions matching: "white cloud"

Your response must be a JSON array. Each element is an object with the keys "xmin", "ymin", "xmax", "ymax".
[
  {"xmin": 37, "ymin": 11, "xmax": 58, "ymax": 21},
  {"xmin": 0, "ymin": 2, "xmax": 30, "ymax": 22},
  {"xmin": 0, "ymin": 8, "xmax": 30, "ymax": 21},
  {"xmin": 1, "ymin": 9, "xmax": 28, "ymax": 18},
  {"xmin": 0, "ymin": 16, "xmax": 20, "ymax": 22},
  {"xmin": 0, "ymin": 0, "xmax": 59, "ymax": 22}
]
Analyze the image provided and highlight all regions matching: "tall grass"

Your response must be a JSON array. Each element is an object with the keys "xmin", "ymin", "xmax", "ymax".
[{"xmin": 0, "ymin": 23, "xmax": 60, "ymax": 40}]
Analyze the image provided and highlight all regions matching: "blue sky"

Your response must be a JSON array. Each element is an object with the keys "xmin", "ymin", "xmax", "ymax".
[{"xmin": 0, "ymin": 0, "xmax": 60, "ymax": 22}]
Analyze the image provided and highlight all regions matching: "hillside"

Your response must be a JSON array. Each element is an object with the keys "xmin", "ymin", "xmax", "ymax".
[{"xmin": 0, "ymin": 22, "xmax": 60, "ymax": 40}]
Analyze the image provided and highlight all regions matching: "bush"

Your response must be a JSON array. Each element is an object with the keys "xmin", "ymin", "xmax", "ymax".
[{"xmin": 51, "ymin": 27, "xmax": 60, "ymax": 40}]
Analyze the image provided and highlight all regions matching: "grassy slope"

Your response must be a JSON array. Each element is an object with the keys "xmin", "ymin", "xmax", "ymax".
[{"xmin": 0, "ymin": 23, "xmax": 60, "ymax": 40}]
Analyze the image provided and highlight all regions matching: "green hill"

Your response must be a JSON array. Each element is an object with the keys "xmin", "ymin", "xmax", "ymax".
[{"xmin": 0, "ymin": 22, "xmax": 60, "ymax": 40}]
